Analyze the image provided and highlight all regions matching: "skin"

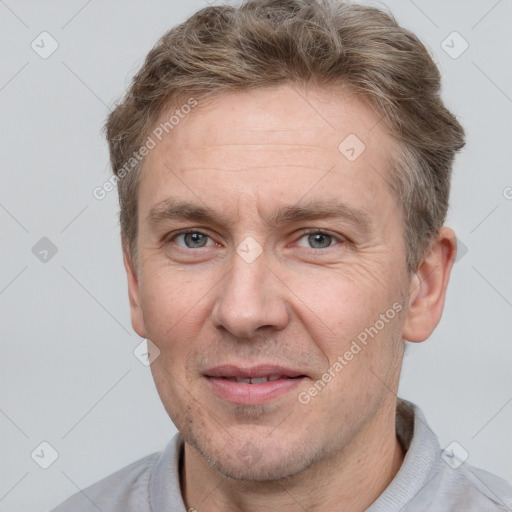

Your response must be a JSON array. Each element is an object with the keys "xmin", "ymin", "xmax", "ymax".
[{"xmin": 123, "ymin": 84, "xmax": 457, "ymax": 512}]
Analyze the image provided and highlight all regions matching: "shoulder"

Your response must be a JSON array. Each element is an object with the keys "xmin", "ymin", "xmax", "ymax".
[
  {"xmin": 386, "ymin": 399, "xmax": 512, "ymax": 511},
  {"xmin": 50, "ymin": 451, "xmax": 160, "ymax": 512},
  {"xmin": 414, "ymin": 441, "xmax": 512, "ymax": 511},
  {"xmin": 446, "ymin": 462, "xmax": 512, "ymax": 510}
]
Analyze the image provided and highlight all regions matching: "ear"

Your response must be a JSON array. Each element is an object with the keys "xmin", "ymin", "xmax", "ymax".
[
  {"xmin": 123, "ymin": 246, "xmax": 147, "ymax": 338},
  {"xmin": 402, "ymin": 226, "xmax": 457, "ymax": 343}
]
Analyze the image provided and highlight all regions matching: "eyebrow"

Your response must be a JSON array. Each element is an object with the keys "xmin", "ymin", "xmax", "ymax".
[{"xmin": 147, "ymin": 197, "xmax": 373, "ymax": 234}]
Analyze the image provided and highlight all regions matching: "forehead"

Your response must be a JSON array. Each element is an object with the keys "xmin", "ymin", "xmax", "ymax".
[
  {"xmin": 154, "ymin": 85, "xmax": 388, "ymax": 154},
  {"xmin": 139, "ymin": 84, "xmax": 398, "ymax": 222}
]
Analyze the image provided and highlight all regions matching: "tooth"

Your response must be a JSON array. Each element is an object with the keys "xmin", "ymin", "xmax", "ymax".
[
  {"xmin": 268, "ymin": 375, "xmax": 281, "ymax": 381},
  {"xmin": 250, "ymin": 377, "xmax": 269, "ymax": 384},
  {"xmin": 234, "ymin": 377, "xmax": 251, "ymax": 383}
]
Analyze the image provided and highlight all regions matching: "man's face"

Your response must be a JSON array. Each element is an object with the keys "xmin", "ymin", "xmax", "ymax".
[{"xmin": 127, "ymin": 84, "xmax": 412, "ymax": 481}]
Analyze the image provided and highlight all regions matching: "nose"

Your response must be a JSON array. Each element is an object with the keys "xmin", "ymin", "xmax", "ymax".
[{"xmin": 210, "ymin": 242, "xmax": 290, "ymax": 339}]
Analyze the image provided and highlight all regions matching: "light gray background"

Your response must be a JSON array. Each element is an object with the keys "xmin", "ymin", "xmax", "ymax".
[{"xmin": 1, "ymin": 0, "xmax": 511, "ymax": 510}]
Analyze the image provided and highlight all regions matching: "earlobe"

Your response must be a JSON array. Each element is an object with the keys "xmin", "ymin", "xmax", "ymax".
[
  {"xmin": 122, "ymin": 247, "xmax": 147, "ymax": 338},
  {"xmin": 402, "ymin": 227, "xmax": 457, "ymax": 343}
]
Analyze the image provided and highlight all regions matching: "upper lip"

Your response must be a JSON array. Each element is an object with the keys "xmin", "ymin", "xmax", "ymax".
[{"xmin": 204, "ymin": 364, "xmax": 306, "ymax": 379}]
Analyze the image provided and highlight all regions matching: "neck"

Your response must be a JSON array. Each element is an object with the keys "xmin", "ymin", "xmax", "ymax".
[{"xmin": 181, "ymin": 400, "xmax": 405, "ymax": 512}]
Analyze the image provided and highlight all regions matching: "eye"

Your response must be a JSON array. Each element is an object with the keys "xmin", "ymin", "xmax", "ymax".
[
  {"xmin": 295, "ymin": 230, "xmax": 344, "ymax": 249},
  {"xmin": 168, "ymin": 229, "xmax": 344, "ymax": 251},
  {"xmin": 171, "ymin": 230, "xmax": 215, "ymax": 249}
]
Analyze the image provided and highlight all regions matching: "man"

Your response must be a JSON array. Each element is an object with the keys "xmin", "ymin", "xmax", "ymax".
[{"xmin": 52, "ymin": 0, "xmax": 512, "ymax": 510}]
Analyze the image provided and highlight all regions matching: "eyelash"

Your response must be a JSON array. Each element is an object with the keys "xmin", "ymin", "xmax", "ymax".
[{"xmin": 168, "ymin": 229, "xmax": 346, "ymax": 250}]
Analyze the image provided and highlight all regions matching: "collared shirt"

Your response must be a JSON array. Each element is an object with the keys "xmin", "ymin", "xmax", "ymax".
[{"xmin": 51, "ymin": 399, "xmax": 512, "ymax": 511}]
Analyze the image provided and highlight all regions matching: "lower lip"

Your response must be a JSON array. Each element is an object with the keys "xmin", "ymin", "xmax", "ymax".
[{"xmin": 205, "ymin": 376, "xmax": 306, "ymax": 405}]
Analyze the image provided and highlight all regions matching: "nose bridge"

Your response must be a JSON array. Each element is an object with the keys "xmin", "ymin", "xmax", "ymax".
[{"xmin": 211, "ymin": 238, "xmax": 288, "ymax": 338}]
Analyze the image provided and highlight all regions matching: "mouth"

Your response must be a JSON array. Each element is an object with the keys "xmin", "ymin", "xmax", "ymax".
[
  {"xmin": 220, "ymin": 374, "xmax": 304, "ymax": 384},
  {"xmin": 203, "ymin": 365, "xmax": 308, "ymax": 405}
]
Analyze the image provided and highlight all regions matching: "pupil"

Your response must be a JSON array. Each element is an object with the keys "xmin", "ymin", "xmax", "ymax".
[
  {"xmin": 310, "ymin": 233, "xmax": 331, "ymax": 248},
  {"xmin": 185, "ymin": 232, "xmax": 207, "ymax": 248}
]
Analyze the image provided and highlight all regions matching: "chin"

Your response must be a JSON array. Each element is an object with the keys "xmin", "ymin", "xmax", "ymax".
[
  {"xmin": 192, "ymin": 436, "xmax": 319, "ymax": 483},
  {"xmin": 210, "ymin": 456, "xmax": 307, "ymax": 482}
]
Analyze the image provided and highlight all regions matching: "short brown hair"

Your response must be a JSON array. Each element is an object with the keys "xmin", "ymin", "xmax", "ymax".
[{"xmin": 105, "ymin": 0, "xmax": 465, "ymax": 273}]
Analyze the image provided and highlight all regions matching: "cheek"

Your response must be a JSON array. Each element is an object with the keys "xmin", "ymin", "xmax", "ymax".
[
  {"xmin": 289, "ymin": 265, "xmax": 405, "ymax": 381},
  {"xmin": 138, "ymin": 264, "xmax": 215, "ymax": 393},
  {"xmin": 145, "ymin": 286, "xmax": 207, "ymax": 424},
  {"xmin": 140, "ymin": 263, "xmax": 209, "ymax": 334},
  {"xmin": 288, "ymin": 262, "xmax": 394, "ymax": 335}
]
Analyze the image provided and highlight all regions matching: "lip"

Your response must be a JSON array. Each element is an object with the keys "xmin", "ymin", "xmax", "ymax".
[
  {"xmin": 203, "ymin": 364, "xmax": 306, "ymax": 379},
  {"xmin": 205, "ymin": 376, "xmax": 306, "ymax": 405},
  {"xmin": 203, "ymin": 364, "xmax": 308, "ymax": 405}
]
